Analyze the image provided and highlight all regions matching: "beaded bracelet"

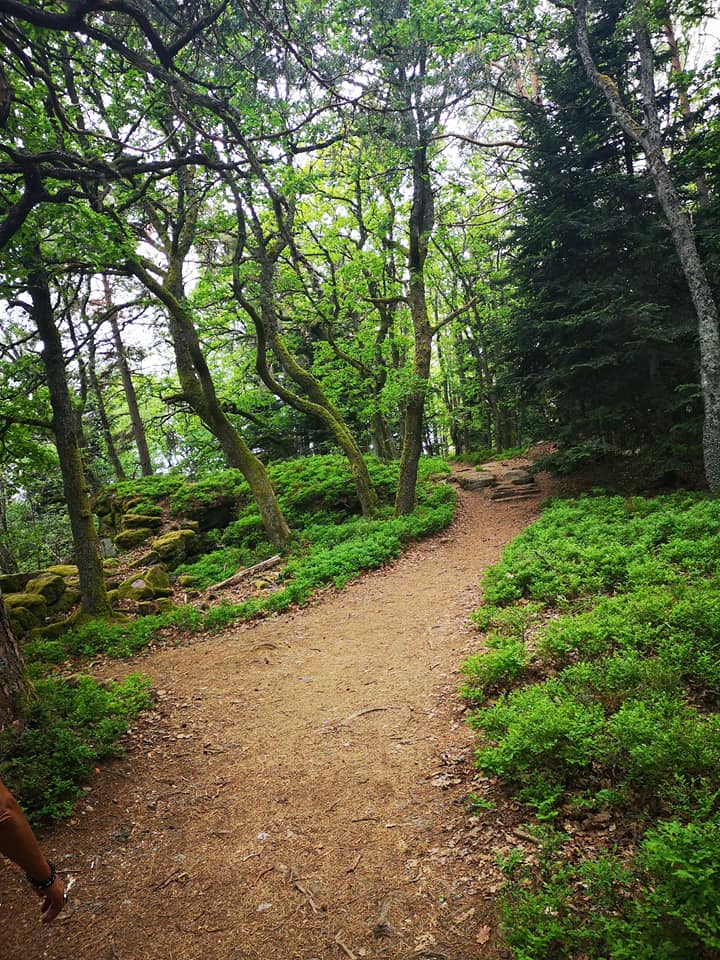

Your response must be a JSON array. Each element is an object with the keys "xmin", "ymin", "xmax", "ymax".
[{"xmin": 27, "ymin": 862, "xmax": 56, "ymax": 890}]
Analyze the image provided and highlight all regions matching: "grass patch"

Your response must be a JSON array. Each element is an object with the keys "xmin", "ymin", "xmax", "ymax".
[
  {"xmin": 0, "ymin": 675, "xmax": 153, "ymax": 826},
  {"xmin": 463, "ymin": 491, "xmax": 720, "ymax": 958}
]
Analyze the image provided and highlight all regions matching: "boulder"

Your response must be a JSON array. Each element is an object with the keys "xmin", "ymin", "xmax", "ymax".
[
  {"xmin": 4, "ymin": 592, "xmax": 48, "ymax": 617},
  {"xmin": 8, "ymin": 606, "xmax": 42, "ymax": 634},
  {"xmin": 100, "ymin": 538, "xmax": 119, "ymax": 559},
  {"xmin": 120, "ymin": 513, "xmax": 164, "ymax": 531},
  {"xmin": 144, "ymin": 564, "xmax": 172, "ymax": 597},
  {"xmin": 48, "ymin": 587, "xmax": 81, "ymax": 615},
  {"xmin": 457, "ymin": 472, "xmax": 496, "ymax": 491},
  {"xmin": 117, "ymin": 564, "xmax": 172, "ymax": 602},
  {"xmin": 0, "ymin": 572, "xmax": 33, "ymax": 594},
  {"xmin": 502, "ymin": 468, "xmax": 534, "ymax": 486},
  {"xmin": 114, "ymin": 527, "xmax": 154, "ymax": 550},
  {"xmin": 44, "ymin": 564, "xmax": 79, "ymax": 579},
  {"xmin": 25, "ymin": 572, "xmax": 66, "ymax": 606},
  {"xmin": 151, "ymin": 529, "xmax": 199, "ymax": 566}
]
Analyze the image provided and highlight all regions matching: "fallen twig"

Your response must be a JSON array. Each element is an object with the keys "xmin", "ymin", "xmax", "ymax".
[
  {"xmin": 512, "ymin": 827, "xmax": 543, "ymax": 845},
  {"xmin": 210, "ymin": 555, "xmax": 281, "ymax": 591},
  {"xmin": 334, "ymin": 931, "xmax": 356, "ymax": 959},
  {"xmin": 346, "ymin": 854, "xmax": 362, "ymax": 874},
  {"xmin": 342, "ymin": 705, "xmax": 400, "ymax": 724},
  {"xmin": 153, "ymin": 868, "xmax": 189, "ymax": 890}
]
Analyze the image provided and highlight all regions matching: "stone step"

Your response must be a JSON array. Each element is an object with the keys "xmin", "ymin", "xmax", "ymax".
[{"xmin": 490, "ymin": 485, "xmax": 542, "ymax": 502}]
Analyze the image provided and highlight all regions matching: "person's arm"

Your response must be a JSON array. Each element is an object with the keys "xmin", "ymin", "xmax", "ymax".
[{"xmin": 0, "ymin": 777, "xmax": 65, "ymax": 922}]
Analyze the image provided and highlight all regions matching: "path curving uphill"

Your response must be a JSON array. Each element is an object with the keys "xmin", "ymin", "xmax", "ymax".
[{"xmin": 2, "ymin": 462, "xmax": 550, "ymax": 960}]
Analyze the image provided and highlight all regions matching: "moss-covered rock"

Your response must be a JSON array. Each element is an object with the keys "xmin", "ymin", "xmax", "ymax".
[
  {"xmin": 25, "ymin": 572, "xmax": 66, "ymax": 606},
  {"xmin": 8, "ymin": 606, "xmax": 42, "ymax": 634},
  {"xmin": 48, "ymin": 587, "xmax": 81, "ymax": 615},
  {"xmin": 107, "ymin": 588, "xmax": 120, "ymax": 607},
  {"xmin": 151, "ymin": 529, "xmax": 199, "ymax": 567},
  {"xmin": 144, "ymin": 564, "xmax": 172, "ymax": 595},
  {"xmin": 117, "ymin": 575, "xmax": 154, "ymax": 602},
  {"xmin": 44, "ymin": 564, "xmax": 79, "ymax": 579},
  {"xmin": 4, "ymin": 592, "xmax": 48, "ymax": 616},
  {"xmin": 134, "ymin": 549, "xmax": 160, "ymax": 568},
  {"xmin": 117, "ymin": 564, "xmax": 172, "ymax": 602},
  {"xmin": 114, "ymin": 527, "xmax": 154, "ymax": 550},
  {"xmin": 176, "ymin": 575, "xmax": 195, "ymax": 587},
  {"xmin": 102, "ymin": 558, "xmax": 121, "ymax": 571},
  {"xmin": 120, "ymin": 513, "xmax": 164, "ymax": 531},
  {"xmin": 156, "ymin": 597, "xmax": 174, "ymax": 613},
  {"xmin": 0, "ymin": 572, "xmax": 33, "ymax": 594}
]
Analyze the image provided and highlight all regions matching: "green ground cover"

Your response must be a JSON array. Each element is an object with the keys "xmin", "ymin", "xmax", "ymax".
[{"xmin": 463, "ymin": 492, "xmax": 720, "ymax": 959}]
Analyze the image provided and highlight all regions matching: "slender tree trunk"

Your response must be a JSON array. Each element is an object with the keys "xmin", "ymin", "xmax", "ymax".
[
  {"xmin": 86, "ymin": 327, "xmax": 127, "ymax": 481},
  {"xmin": 105, "ymin": 285, "xmax": 153, "ymax": 477},
  {"xmin": 575, "ymin": 1, "xmax": 720, "ymax": 490},
  {"xmin": 0, "ymin": 595, "xmax": 32, "ymax": 735},
  {"xmin": 395, "ymin": 141, "xmax": 434, "ymax": 515},
  {"xmin": 29, "ymin": 262, "xmax": 110, "ymax": 616}
]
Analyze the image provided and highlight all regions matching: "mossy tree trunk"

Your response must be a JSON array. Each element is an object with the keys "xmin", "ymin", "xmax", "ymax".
[
  {"xmin": 28, "ymin": 261, "xmax": 111, "ymax": 616},
  {"xmin": 0, "ymin": 594, "xmax": 32, "ymax": 735},
  {"xmin": 128, "ymin": 266, "xmax": 293, "ymax": 551},
  {"xmin": 234, "ymin": 254, "xmax": 379, "ymax": 518}
]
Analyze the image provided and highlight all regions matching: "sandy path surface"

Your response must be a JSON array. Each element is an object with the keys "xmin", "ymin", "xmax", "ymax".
[{"xmin": 2, "ymin": 467, "xmax": 548, "ymax": 960}]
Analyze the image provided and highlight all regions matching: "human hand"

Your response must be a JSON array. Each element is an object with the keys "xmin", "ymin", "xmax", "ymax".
[{"xmin": 38, "ymin": 875, "xmax": 66, "ymax": 923}]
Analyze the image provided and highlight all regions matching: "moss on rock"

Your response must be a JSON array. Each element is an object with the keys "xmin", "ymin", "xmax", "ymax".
[
  {"xmin": 151, "ymin": 529, "xmax": 199, "ymax": 567},
  {"xmin": 5, "ymin": 592, "xmax": 48, "ymax": 616},
  {"xmin": 0, "ymin": 572, "xmax": 33, "ymax": 594},
  {"xmin": 114, "ymin": 527, "xmax": 154, "ymax": 550},
  {"xmin": 120, "ymin": 513, "xmax": 164, "ymax": 531},
  {"xmin": 25, "ymin": 572, "xmax": 66, "ymax": 606},
  {"xmin": 44, "ymin": 564, "xmax": 79, "ymax": 579}
]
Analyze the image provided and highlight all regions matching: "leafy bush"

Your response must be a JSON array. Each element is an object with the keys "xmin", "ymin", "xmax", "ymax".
[{"xmin": 0, "ymin": 675, "xmax": 153, "ymax": 825}]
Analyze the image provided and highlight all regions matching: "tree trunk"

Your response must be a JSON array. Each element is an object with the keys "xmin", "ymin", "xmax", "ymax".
[
  {"xmin": 0, "ymin": 594, "xmax": 32, "ymax": 735},
  {"xmin": 130, "ymin": 262, "xmax": 293, "ymax": 549},
  {"xmin": 29, "ymin": 262, "xmax": 111, "ymax": 616},
  {"xmin": 87, "ymin": 324, "xmax": 127, "ymax": 482},
  {"xmin": 395, "ymin": 140, "xmax": 434, "ymax": 515},
  {"xmin": 105, "ymin": 285, "xmax": 153, "ymax": 477}
]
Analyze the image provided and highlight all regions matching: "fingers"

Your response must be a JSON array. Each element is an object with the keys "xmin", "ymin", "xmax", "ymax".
[{"xmin": 40, "ymin": 876, "xmax": 66, "ymax": 923}]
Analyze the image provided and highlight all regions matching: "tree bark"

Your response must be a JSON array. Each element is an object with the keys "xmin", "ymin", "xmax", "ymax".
[
  {"xmin": 395, "ymin": 138, "xmax": 434, "ymax": 515},
  {"xmin": 574, "ymin": 0, "xmax": 720, "ymax": 490},
  {"xmin": 104, "ymin": 279, "xmax": 153, "ymax": 477},
  {"xmin": 86, "ymin": 321, "xmax": 127, "ymax": 481},
  {"xmin": 28, "ymin": 261, "xmax": 111, "ymax": 615},
  {"xmin": 0, "ymin": 594, "xmax": 32, "ymax": 735}
]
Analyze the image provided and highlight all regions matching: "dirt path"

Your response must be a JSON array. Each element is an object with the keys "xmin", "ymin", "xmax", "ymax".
[{"xmin": 2, "ymin": 466, "xmax": 549, "ymax": 960}]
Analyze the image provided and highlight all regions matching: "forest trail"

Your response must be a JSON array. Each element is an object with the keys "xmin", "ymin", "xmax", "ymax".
[{"xmin": 3, "ymin": 463, "xmax": 550, "ymax": 960}]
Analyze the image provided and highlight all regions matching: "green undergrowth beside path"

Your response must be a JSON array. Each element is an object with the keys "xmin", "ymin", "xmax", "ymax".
[
  {"xmin": 463, "ymin": 492, "xmax": 720, "ymax": 959},
  {"xmin": 0, "ymin": 675, "xmax": 153, "ymax": 826},
  {"xmin": 7, "ymin": 456, "xmax": 453, "ymax": 824},
  {"xmin": 26, "ymin": 455, "xmax": 453, "ymax": 665}
]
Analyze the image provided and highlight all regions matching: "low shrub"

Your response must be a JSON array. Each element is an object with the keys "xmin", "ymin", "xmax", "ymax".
[{"xmin": 0, "ymin": 675, "xmax": 153, "ymax": 825}]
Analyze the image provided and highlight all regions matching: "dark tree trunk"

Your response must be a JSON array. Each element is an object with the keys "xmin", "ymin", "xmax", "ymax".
[
  {"xmin": 29, "ymin": 261, "xmax": 111, "ymax": 616},
  {"xmin": 395, "ymin": 140, "xmax": 434, "ymax": 515},
  {"xmin": 86, "ymin": 325, "xmax": 127, "ymax": 481},
  {"xmin": 0, "ymin": 594, "xmax": 32, "ymax": 735}
]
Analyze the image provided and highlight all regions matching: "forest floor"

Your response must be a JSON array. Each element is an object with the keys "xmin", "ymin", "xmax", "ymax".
[{"xmin": 2, "ymin": 460, "xmax": 555, "ymax": 960}]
